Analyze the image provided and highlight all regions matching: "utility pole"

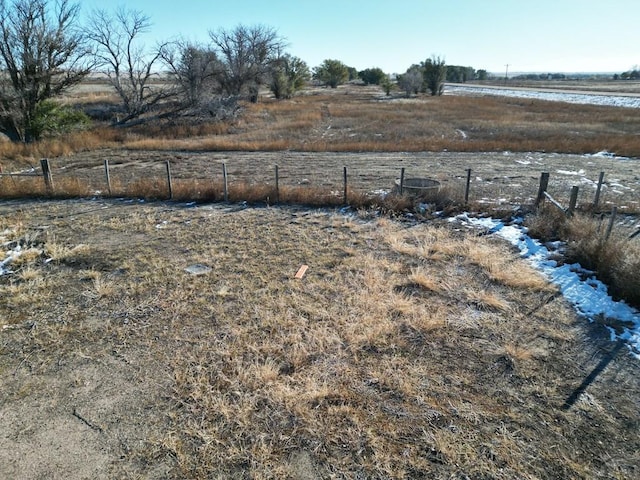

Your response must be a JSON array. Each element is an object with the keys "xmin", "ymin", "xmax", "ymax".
[{"xmin": 504, "ymin": 64, "xmax": 510, "ymax": 85}]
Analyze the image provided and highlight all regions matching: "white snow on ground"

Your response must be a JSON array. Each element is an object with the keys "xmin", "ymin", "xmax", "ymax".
[
  {"xmin": 0, "ymin": 230, "xmax": 20, "ymax": 276},
  {"xmin": 446, "ymin": 85, "xmax": 640, "ymax": 109},
  {"xmin": 452, "ymin": 214, "xmax": 640, "ymax": 358},
  {"xmin": 588, "ymin": 150, "xmax": 622, "ymax": 159}
]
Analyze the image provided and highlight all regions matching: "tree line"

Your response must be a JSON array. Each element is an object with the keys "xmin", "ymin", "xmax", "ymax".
[
  {"xmin": 0, "ymin": 0, "xmax": 483, "ymax": 143},
  {"xmin": 614, "ymin": 68, "xmax": 640, "ymax": 80}
]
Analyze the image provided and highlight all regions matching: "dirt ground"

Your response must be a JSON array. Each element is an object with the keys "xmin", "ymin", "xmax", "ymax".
[
  {"xmin": 47, "ymin": 149, "xmax": 640, "ymax": 211},
  {"xmin": 1, "ymin": 199, "xmax": 639, "ymax": 479}
]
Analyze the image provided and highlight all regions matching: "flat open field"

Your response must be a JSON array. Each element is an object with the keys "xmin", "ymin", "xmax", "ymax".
[
  {"xmin": 2, "ymin": 82, "xmax": 637, "ymax": 211},
  {"xmin": 1, "ymin": 81, "xmax": 640, "ymax": 479},
  {"xmin": 1, "ymin": 199, "xmax": 639, "ymax": 479}
]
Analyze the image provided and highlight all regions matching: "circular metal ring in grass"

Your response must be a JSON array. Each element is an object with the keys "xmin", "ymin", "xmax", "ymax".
[{"xmin": 395, "ymin": 177, "xmax": 441, "ymax": 196}]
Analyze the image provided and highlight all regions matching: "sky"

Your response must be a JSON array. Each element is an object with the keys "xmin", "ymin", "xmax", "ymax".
[{"xmin": 77, "ymin": 0, "xmax": 639, "ymax": 75}]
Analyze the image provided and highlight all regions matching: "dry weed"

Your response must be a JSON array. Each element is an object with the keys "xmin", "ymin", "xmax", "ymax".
[{"xmin": 0, "ymin": 200, "xmax": 638, "ymax": 480}]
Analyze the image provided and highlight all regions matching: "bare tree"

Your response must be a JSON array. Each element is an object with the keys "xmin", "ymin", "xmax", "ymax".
[
  {"xmin": 209, "ymin": 24, "xmax": 285, "ymax": 101},
  {"xmin": 86, "ymin": 8, "xmax": 170, "ymax": 123},
  {"xmin": 397, "ymin": 65, "xmax": 423, "ymax": 97},
  {"xmin": 0, "ymin": 0, "xmax": 91, "ymax": 141},
  {"xmin": 160, "ymin": 40, "xmax": 220, "ymax": 109}
]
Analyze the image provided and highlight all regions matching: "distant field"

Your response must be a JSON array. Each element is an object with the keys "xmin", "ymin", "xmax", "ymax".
[
  {"xmin": 2, "ymin": 80, "xmax": 638, "ymax": 211},
  {"xmin": 36, "ymin": 149, "xmax": 639, "ymax": 212},
  {"xmin": 477, "ymin": 79, "xmax": 640, "ymax": 94}
]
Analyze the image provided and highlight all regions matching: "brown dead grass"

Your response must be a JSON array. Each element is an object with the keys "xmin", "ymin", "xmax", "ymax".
[
  {"xmin": 526, "ymin": 206, "xmax": 640, "ymax": 307},
  {"xmin": 1, "ymin": 200, "xmax": 639, "ymax": 479},
  {"xmin": 2, "ymin": 82, "xmax": 640, "ymax": 170}
]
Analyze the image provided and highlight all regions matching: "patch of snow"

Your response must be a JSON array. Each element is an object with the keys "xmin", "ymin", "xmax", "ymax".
[
  {"xmin": 590, "ymin": 150, "xmax": 616, "ymax": 158},
  {"xmin": 516, "ymin": 159, "xmax": 531, "ymax": 165},
  {"xmin": 446, "ymin": 85, "xmax": 640, "ymax": 109},
  {"xmin": 370, "ymin": 189, "xmax": 390, "ymax": 198},
  {"xmin": 556, "ymin": 169, "xmax": 586, "ymax": 176},
  {"xmin": 452, "ymin": 213, "xmax": 640, "ymax": 358},
  {"xmin": 580, "ymin": 177, "xmax": 597, "ymax": 187},
  {"xmin": 610, "ymin": 183, "xmax": 631, "ymax": 190},
  {"xmin": 1, "ymin": 244, "xmax": 21, "ymax": 276}
]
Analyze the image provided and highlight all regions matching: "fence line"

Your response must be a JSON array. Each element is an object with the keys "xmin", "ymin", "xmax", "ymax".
[
  {"xmin": 104, "ymin": 159, "xmax": 112, "ymax": 196},
  {"xmin": 1, "ymin": 158, "xmax": 634, "ymax": 241}
]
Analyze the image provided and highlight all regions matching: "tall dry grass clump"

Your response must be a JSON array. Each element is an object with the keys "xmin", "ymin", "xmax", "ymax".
[
  {"xmin": 563, "ymin": 215, "xmax": 640, "ymax": 306},
  {"xmin": 0, "ymin": 176, "xmax": 93, "ymax": 199},
  {"xmin": 526, "ymin": 206, "xmax": 640, "ymax": 307}
]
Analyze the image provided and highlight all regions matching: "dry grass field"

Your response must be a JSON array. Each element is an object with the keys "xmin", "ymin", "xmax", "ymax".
[
  {"xmin": 1, "ymin": 83, "xmax": 639, "ymax": 210},
  {"xmin": 1, "ymin": 81, "xmax": 640, "ymax": 479},
  {"xmin": 1, "ymin": 199, "xmax": 639, "ymax": 479}
]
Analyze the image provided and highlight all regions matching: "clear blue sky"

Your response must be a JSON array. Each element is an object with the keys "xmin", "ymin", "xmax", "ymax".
[{"xmin": 78, "ymin": 0, "xmax": 639, "ymax": 74}]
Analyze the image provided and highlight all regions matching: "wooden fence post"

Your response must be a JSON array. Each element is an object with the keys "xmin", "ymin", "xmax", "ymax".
[
  {"xmin": 343, "ymin": 166, "xmax": 348, "ymax": 205},
  {"xmin": 275, "ymin": 165, "xmax": 279, "ymax": 204},
  {"xmin": 399, "ymin": 167, "xmax": 405, "ymax": 195},
  {"xmin": 40, "ymin": 158, "xmax": 53, "ymax": 193},
  {"xmin": 604, "ymin": 206, "xmax": 617, "ymax": 241},
  {"xmin": 567, "ymin": 186, "xmax": 579, "ymax": 216},
  {"xmin": 104, "ymin": 159, "xmax": 112, "ymax": 196},
  {"xmin": 535, "ymin": 172, "xmax": 550, "ymax": 207},
  {"xmin": 593, "ymin": 171, "xmax": 605, "ymax": 209},
  {"xmin": 464, "ymin": 168, "xmax": 472, "ymax": 204},
  {"xmin": 165, "ymin": 161, "xmax": 173, "ymax": 200},
  {"xmin": 222, "ymin": 163, "xmax": 228, "ymax": 202}
]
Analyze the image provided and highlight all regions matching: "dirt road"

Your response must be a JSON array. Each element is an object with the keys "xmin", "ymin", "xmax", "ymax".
[{"xmin": 55, "ymin": 149, "xmax": 639, "ymax": 210}]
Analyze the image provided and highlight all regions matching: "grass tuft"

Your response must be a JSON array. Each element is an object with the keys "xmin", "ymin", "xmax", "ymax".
[
  {"xmin": 526, "ymin": 208, "xmax": 640, "ymax": 307},
  {"xmin": 0, "ymin": 201, "xmax": 638, "ymax": 479}
]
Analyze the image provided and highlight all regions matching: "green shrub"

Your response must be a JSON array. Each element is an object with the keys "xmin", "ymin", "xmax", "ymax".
[{"xmin": 30, "ymin": 100, "xmax": 91, "ymax": 140}]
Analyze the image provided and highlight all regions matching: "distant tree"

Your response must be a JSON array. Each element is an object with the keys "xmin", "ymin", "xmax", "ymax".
[
  {"xmin": 476, "ymin": 69, "xmax": 488, "ymax": 81},
  {"xmin": 0, "ymin": 0, "xmax": 92, "ymax": 141},
  {"xmin": 161, "ymin": 40, "xmax": 220, "ymax": 108},
  {"xmin": 358, "ymin": 67, "xmax": 387, "ymax": 85},
  {"xmin": 209, "ymin": 24, "xmax": 286, "ymax": 101},
  {"xmin": 347, "ymin": 66, "xmax": 359, "ymax": 81},
  {"xmin": 86, "ymin": 8, "xmax": 172, "ymax": 123},
  {"xmin": 380, "ymin": 76, "xmax": 393, "ymax": 96},
  {"xmin": 622, "ymin": 65, "xmax": 640, "ymax": 80},
  {"xmin": 397, "ymin": 65, "xmax": 423, "ymax": 97},
  {"xmin": 423, "ymin": 55, "xmax": 447, "ymax": 96},
  {"xmin": 313, "ymin": 59, "xmax": 349, "ymax": 88},
  {"xmin": 268, "ymin": 54, "xmax": 310, "ymax": 99},
  {"xmin": 446, "ymin": 65, "xmax": 475, "ymax": 83}
]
